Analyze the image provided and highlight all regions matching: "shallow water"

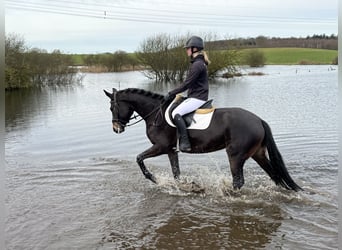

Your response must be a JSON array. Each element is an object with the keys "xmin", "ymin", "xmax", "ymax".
[{"xmin": 5, "ymin": 65, "xmax": 338, "ymax": 249}]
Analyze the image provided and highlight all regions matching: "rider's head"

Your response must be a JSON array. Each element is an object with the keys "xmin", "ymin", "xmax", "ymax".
[{"xmin": 184, "ymin": 36, "xmax": 204, "ymax": 56}]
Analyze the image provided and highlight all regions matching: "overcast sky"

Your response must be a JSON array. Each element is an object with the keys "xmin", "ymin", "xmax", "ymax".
[{"xmin": 5, "ymin": 0, "xmax": 338, "ymax": 54}]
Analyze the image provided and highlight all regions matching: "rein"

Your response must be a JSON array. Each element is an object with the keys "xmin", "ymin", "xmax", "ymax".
[
  {"xmin": 126, "ymin": 105, "xmax": 161, "ymax": 127},
  {"xmin": 111, "ymin": 98, "xmax": 165, "ymax": 128}
]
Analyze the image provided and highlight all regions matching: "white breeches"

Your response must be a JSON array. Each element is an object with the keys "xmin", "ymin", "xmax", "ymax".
[{"xmin": 171, "ymin": 98, "xmax": 206, "ymax": 118}]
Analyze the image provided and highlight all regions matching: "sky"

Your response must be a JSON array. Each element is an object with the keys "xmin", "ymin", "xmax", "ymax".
[{"xmin": 5, "ymin": 0, "xmax": 338, "ymax": 54}]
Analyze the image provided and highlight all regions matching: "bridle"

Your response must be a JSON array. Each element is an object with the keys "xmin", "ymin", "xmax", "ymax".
[
  {"xmin": 110, "ymin": 100, "xmax": 129, "ymax": 128},
  {"xmin": 110, "ymin": 91, "xmax": 164, "ymax": 128}
]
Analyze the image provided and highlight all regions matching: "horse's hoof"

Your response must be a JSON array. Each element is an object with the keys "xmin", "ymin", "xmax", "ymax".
[
  {"xmin": 174, "ymin": 175, "xmax": 180, "ymax": 181},
  {"xmin": 233, "ymin": 182, "xmax": 243, "ymax": 190},
  {"xmin": 233, "ymin": 177, "xmax": 244, "ymax": 190},
  {"xmin": 177, "ymin": 180, "xmax": 205, "ymax": 193},
  {"xmin": 150, "ymin": 175, "xmax": 157, "ymax": 184},
  {"xmin": 190, "ymin": 181, "xmax": 205, "ymax": 193},
  {"xmin": 145, "ymin": 173, "xmax": 157, "ymax": 184}
]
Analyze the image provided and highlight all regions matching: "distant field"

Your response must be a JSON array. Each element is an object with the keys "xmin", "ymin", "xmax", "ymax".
[
  {"xmin": 70, "ymin": 48, "xmax": 338, "ymax": 66},
  {"xmin": 71, "ymin": 54, "xmax": 85, "ymax": 65},
  {"xmin": 241, "ymin": 48, "xmax": 337, "ymax": 65}
]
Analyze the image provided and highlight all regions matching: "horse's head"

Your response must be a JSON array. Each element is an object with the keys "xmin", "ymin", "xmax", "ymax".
[{"xmin": 104, "ymin": 88, "xmax": 133, "ymax": 134}]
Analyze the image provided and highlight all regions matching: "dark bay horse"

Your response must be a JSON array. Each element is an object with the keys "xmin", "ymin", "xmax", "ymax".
[{"xmin": 104, "ymin": 88, "xmax": 302, "ymax": 191}]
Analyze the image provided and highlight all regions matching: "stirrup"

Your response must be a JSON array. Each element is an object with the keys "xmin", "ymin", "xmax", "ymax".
[
  {"xmin": 176, "ymin": 139, "xmax": 191, "ymax": 152},
  {"xmin": 179, "ymin": 141, "xmax": 191, "ymax": 152}
]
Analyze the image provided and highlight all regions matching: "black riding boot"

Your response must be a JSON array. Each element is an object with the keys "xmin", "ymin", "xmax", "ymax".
[{"xmin": 173, "ymin": 114, "xmax": 191, "ymax": 152}]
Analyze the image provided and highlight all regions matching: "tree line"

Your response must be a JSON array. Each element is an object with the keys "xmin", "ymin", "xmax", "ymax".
[
  {"xmin": 75, "ymin": 32, "xmax": 240, "ymax": 81},
  {"xmin": 5, "ymin": 32, "xmax": 337, "ymax": 90},
  {"xmin": 212, "ymin": 34, "xmax": 338, "ymax": 50},
  {"xmin": 80, "ymin": 51, "xmax": 139, "ymax": 72},
  {"xmin": 5, "ymin": 32, "xmax": 241, "ymax": 89},
  {"xmin": 5, "ymin": 33, "xmax": 82, "ymax": 90}
]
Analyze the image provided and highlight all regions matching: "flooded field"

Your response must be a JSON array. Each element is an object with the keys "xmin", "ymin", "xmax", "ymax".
[{"xmin": 5, "ymin": 65, "xmax": 338, "ymax": 249}]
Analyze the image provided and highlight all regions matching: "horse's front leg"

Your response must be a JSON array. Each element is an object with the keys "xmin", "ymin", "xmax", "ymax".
[
  {"xmin": 136, "ymin": 145, "xmax": 164, "ymax": 184},
  {"xmin": 168, "ymin": 149, "xmax": 180, "ymax": 179}
]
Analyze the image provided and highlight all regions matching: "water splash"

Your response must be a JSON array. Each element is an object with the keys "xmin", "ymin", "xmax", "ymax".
[{"xmin": 151, "ymin": 163, "xmax": 315, "ymax": 207}]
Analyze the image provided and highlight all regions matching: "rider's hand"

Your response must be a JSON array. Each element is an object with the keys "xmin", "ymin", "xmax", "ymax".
[{"xmin": 163, "ymin": 93, "xmax": 175, "ymax": 102}]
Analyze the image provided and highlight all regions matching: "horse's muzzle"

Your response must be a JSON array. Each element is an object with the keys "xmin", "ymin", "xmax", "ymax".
[{"xmin": 112, "ymin": 122, "xmax": 125, "ymax": 134}]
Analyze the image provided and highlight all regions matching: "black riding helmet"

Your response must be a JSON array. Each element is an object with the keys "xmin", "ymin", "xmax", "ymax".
[{"xmin": 184, "ymin": 36, "xmax": 204, "ymax": 52}]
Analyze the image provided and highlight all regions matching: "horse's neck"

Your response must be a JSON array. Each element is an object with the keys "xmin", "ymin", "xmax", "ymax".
[{"xmin": 129, "ymin": 94, "xmax": 160, "ymax": 119}]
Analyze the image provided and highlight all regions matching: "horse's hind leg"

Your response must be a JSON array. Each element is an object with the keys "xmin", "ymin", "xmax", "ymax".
[
  {"xmin": 252, "ymin": 147, "xmax": 281, "ymax": 186},
  {"xmin": 168, "ymin": 149, "xmax": 180, "ymax": 179},
  {"xmin": 227, "ymin": 150, "xmax": 246, "ymax": 190}
]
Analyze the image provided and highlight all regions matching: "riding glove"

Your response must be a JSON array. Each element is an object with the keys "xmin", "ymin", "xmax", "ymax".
[{"xmin": 163, "ymin": 93, "xmax": 175, "ymax": 102}]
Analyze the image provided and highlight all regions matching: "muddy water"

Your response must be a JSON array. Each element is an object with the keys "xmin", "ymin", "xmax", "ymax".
[{"xmin": 5, "ymin": 65, "xmax": 338, "ymax": 249}]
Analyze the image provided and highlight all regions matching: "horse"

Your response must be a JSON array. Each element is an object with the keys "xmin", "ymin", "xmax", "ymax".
[{"xmin": 104, "ymin": 88, "xmax": 302, "ymax": 192}]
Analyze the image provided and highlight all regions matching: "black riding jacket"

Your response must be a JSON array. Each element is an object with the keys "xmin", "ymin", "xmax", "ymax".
[{"xmin": 169, "ymin": 55, "xmax": 208, "ymax": 101}]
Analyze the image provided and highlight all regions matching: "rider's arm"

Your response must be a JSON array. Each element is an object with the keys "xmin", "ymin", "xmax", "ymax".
[{"xmin": 168, "ymin": 61, "xmax": 202, "ymax": 96}]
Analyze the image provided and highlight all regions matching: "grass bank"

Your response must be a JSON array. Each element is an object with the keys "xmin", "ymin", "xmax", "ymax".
[
  {"xmin": 70, "ymin": 48, "xmax": 338, "ymax": 69},
  {"xmin": 241, "ymin": 48, "xmax": 337, "ymax": 65}
]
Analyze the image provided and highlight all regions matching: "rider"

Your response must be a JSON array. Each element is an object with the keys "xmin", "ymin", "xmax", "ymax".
[{"xmin": 164, "ymin": 35, "xmax": 210, "ymax": 152}]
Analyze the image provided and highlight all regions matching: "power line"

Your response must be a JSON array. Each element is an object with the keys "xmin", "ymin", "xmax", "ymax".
[
  {"xmin": 32, "ymin": 0, "xmax": 337, "ymax": 22},
  {"xmin": 5, "ymin": 0, "xmax": 336, "ymax": 27}
]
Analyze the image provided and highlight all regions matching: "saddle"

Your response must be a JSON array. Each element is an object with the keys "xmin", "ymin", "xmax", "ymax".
[{"xmin": 168, "ymin": 95, "xmax": 214, "ymax": 127}]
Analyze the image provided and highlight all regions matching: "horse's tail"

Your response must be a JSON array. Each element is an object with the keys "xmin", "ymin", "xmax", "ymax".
[{"xmin": 261, "ymin": 120, "xmax": 303, "ymax": 191}]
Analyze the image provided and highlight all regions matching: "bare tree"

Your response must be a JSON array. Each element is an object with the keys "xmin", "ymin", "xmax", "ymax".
[
  {"xmin": 203, "ymin": 32, "xmax": 240, "ymax": 77},
  {"xmin": 5, "ymin": 33, "xmax": 30, "ymax": 89},
  {"xmin": 137, "ymin": 33, "xmax": 188, "ymax": 81},
  {"xmin": 5, "ymin": 33, "xmax": 81, "ymax": 90},
  {"xmin": 137, "ymin": 32, "xmax": 240, "ymax": 81}
]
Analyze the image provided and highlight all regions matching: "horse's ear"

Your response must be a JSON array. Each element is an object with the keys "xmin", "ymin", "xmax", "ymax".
[
  {"xmin": 112, "ymin": 88, "xmax": 117, "ymax": 93},
  {"xmin": 103, "ymin": 89, "xmax": 112, "ymax": 98}
]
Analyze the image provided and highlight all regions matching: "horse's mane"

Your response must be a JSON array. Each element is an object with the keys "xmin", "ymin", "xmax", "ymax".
[{"xmin": 120, "ymin": 88, "xmax": 164, "ymax": 101}]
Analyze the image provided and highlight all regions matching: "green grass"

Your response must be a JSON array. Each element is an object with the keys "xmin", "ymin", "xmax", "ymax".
[
  {"xmin": 70, "ymin": 54, "xmax": 86, "ymax": 65},
  {"xmin": 70, "ymin": 48, "xmax": 337, "ymax": 66},
  {"xmin": 241, "ymin": 48, "xmax": 337, "ymax": 65}
]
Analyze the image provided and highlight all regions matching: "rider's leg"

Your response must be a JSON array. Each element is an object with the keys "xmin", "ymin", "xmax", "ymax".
[
  {"xmin": 172, "ymin": 98, "xmax": 206, "ymax": 152},
  {"xmin": 173, "ymin": 114, "xmax": 191, "ymax": 152},
  {"xmin": 172, "ymin": 98, "xmax": 206, "ymax": 117}
]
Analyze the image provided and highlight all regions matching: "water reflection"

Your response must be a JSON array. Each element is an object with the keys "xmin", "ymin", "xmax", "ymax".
[
  {"xmin": 6, "ymin": 88, "xmax": 45, "ymax": 131},
  {"xmin": 153, "ymin": 202, "xmax": 282, "ymax": 249},
  {"xmin": 5, "ymin": 86, "xmax": 78, "ymax": 132}
]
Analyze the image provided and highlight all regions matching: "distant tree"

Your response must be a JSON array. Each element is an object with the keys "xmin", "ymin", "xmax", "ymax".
[
  {"xmin": 5, "ymin": 33, "xmax": 31, "ymax": 89},
  {"xmin": 204, "ymin": 32, "xmax": 240, "ymax": 77},
  {"xmin": 136, "ymin": 33, "xmax": 187, "ymax": 81},
  {"xmin": 5, "ymin": 33, "xmax": 81, "ymax": 90},
  {"xmin": 126, "ymin": 53, "xmax": 140, "ymax": 71},
  {"xmin": 112, "ymin": 50, "xmax": 130, "ymax": 71},
  {"xmin": 84, "ymin": 54, "xmax": 101, "ymax": 66},
  {"xmin": 332, "ymin": 56, "xmax": 338, "ymax": 65},
  {"xmin": 137, "ymin": 32, "xmax": 240, "ymax": 81},
  {"xmin": 83, "ymin": 51, "xmax": 137, "ymax": 72},
  {"xmin": 255, "ymin": 36, "xmax": 268, "ymax": 47},
  {"xmin": 244, "ymin": 49, "xmax": 266, "ymax": 67},
  {"xmin": 25, "ymin": 48, "xmax": 78, "ymax": 86}
]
